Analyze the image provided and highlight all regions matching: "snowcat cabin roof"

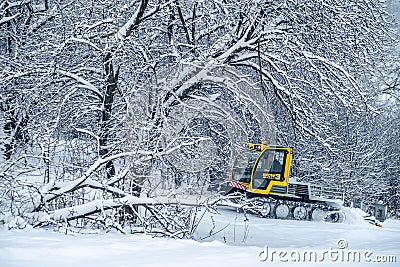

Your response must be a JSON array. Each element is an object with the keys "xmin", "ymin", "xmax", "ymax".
[{"xmin": 243, "ymin": 142, "xmax": 292, "ymax": 151}]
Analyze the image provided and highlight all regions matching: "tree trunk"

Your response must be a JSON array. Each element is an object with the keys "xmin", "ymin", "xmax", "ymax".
[{"xmin": 100, "ymin": 52, "xmax": 118, "ymax": 179}]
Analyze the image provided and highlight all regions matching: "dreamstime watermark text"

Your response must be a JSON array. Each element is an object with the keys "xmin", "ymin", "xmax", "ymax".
[{"xmin": 258, "ymin": 239, "xmax": 397, "ymax": 263}]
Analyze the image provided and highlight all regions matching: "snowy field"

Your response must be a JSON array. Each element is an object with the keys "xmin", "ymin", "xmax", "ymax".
[{"xmin": 0, "ymin": 208, "xmax": 399, "ymax": 267}]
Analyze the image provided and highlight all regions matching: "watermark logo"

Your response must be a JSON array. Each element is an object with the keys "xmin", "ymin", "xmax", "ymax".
[
  {"xmin": 337, "ymin": 239, "xmax": 348, "ymax": 249},
  {"xmin": 258, "ymin": 239, "xmax": 397, "ymax": 263}
]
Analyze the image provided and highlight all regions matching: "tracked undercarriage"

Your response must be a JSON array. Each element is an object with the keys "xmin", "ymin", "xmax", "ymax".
[{"xmin": 220, "ymin": 191, "xmax": 345, "ymax": 223}]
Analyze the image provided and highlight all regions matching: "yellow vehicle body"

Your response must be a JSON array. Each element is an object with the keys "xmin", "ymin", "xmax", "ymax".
[{"xmin": 230, "ymin": 142, "xmax": 293, "ymax": 197}]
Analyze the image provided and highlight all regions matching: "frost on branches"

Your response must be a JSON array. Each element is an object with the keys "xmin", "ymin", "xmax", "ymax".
[{"xmin": 0, "ymin": 0, "xmax": 398, "ymax": 234}]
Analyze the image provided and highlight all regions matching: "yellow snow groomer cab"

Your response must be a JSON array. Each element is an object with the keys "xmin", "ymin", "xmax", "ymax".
[{"xmin": 230, "ymin": 141, "xmax": 293, "ymax": 197}]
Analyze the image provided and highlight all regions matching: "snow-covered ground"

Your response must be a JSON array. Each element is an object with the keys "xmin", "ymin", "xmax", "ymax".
[{"xmin": 0, "ymin": 207, "xmax": 399, "ymax": 267}]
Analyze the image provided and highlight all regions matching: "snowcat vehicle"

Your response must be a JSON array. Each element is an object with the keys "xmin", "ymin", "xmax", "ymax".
[{"xmin": 221, "ymin": 141, "xmax": 345, "ymax": 223}]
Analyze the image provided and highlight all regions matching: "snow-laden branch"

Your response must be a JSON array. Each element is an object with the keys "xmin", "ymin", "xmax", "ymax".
[
  {"xmin": 106, "ymin": 164, "xmax": 132, "ymax": 186},
  {"xmin": 240, "ymin": 60, "xmax": 290, "ymax": 97},
  {"xmin": 236, "ymin": 59, "xmax": 327, "ymax": 142},
  {"xmin": 169, "ymin": 26, "xmax": 287, "ymax": 98},
  {"xmin": 115, "ymin": 0, "xmax": 150, "ymax": 42},
  {"xmin": 0, "ymin": 13, "xmax": 20, "ymax": 26},
  {"xmin": 34, "ymin": 193, "xmax": 258, "ymax": 227},
  {"xmin": 162, "ymin": 137, "xmax": 211, "ymax": 156},
  {"xmin": 33, "ymin": 152, "xmax": 140, "ymax": 212},
  {"xmin": 302, "ymin": 51, "xmax": 370, "ymax": 107},
  {"xmin": 57, "ymin": 69, "xmax": 103, "ymax": 99},
  {"xmin": 35, "ymin": 195, "xmax": 156, "ymax": 223},
  {"xmin": 74, "ymin": 128, "xmax": 100, "ymax": 141},
  {"xmin": 66, "ymin": 37, "xmax": 102, "ymax": 52},
  {"xmin": 33, "ymin": 194, "xmax": 211, "ymax": 237},
  {"xmin": 80, "ymin": 18, "xmax": 114, "ymax": 31},
  {"xmin": 27, "ymin": 5, "xmax": 58, "ymax": 35},
  {"xmin": 230, "ymin": 52, "xmax": 290, "ymax": 65}
]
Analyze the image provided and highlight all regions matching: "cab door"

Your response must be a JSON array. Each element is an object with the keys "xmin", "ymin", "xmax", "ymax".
[{"xmin": 249, "ymin": 148, "xmax": 292, "ymax": 196}]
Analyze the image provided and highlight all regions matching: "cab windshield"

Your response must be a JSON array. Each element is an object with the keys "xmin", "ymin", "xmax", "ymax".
[{"xmin": 231, "ymin": 148, "xmax": 260, "ymax": 183}]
